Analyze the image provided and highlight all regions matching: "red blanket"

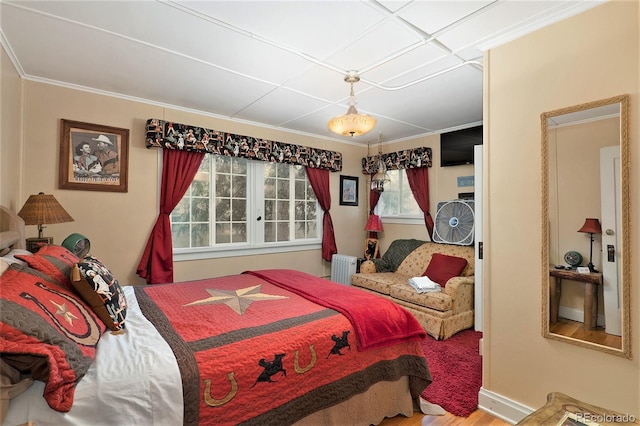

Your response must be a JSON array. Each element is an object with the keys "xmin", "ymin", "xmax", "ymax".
[
  {"xmin": 243, "ymin": 269, "xmax": 426, "ymax": 350},
  {"xmin": 135, "ymin": 271, "xmax": 431, "ymax": 425}
]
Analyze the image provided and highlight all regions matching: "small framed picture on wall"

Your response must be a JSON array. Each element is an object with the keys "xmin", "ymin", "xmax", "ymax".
[
  {"xmin": 339, "ymin": 175, "xmax": 359, "ymax": 206},
  {"xmin": 59, "ymin": 119, "xmax": 130, "ymax": 192}
]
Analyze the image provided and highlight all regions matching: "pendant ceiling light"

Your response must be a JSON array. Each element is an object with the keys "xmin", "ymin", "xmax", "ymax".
[
  {"xmin": 371, "ymin": 133, "xmax": 390, "ymax": 193},
  {"xmin": 328, "ymin": 71, "xmax": 376, "ymax": 137}
]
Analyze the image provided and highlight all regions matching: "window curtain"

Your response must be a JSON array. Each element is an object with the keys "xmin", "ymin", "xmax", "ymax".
[
  {"xmin": 368, "ymin": 188, "xmax": 381, "ymax": 238},
  {"xmin": 406, "ymin": 167, "xmax": 435, "ymax": 238},
  {"xmin": 137, "ymin": 150, "xmax": 205, "ymax": 284},
  {"xmin": 305, "ymin": 167, "xmax": 337, "ymax": 261}
]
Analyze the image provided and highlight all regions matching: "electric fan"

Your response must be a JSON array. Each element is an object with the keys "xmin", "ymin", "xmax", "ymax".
[{"xmin": 432, "ymin": 200, "xmax": 475, "ymax": 246}]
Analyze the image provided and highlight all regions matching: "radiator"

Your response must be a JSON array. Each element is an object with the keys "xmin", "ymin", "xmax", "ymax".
[{"xmin": 331, "ymin": 254, "xmax": 358, "ymax": 285}]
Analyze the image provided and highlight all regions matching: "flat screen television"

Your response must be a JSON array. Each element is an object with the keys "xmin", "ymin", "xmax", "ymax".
[{"xmin": 440, "ymin": 125, "xmax": 483, "ymax": 167}]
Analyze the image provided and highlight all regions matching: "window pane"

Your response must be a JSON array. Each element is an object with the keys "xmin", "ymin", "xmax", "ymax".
[
  {"xmin": 295, "ymin": 180, "xmax": 306, "ymax": 199},
  {"xmin": 265, "ymin": 178, "xmax": 276, "ymax": 198},
  {"xmin": 232, "ymin": 175, "xmax": 246, "ymax": 197},
  {"xmin": 232, "ymin": 199, "xmax": 246, "ymax": 221},
  {"xmin": 265, "ymin": 162, "xmax": 276, "ymax": 177},
  {"xmin": 264, "ymin": 199, "xmax": 275, "ymax": 220},
  {"xmin": 295, "ymin": 222, "xmax": 305, "ymax": 239},
  {"xmin": 277, "ymin": 200, "xmax": 289, "ymax": 220},
  {"xmin": 295, "ymin": 201, "xmax": 305, "ymax": 220},
  {"xmin": 172, "ymin": 198, "xmax": 189, "ymax": 222},
  {"xmin": 276, "ymin": 179, "xmax": 289, "ymax": 198},
  {"xmin": 277, "ymin": 222, "xmax": 290, "ymax": 241},
  {"xmin": 216, "ymin": 174, "xmax": 231, "ymax": 197},
  {"xmin": 191, "ymin": 198, "xmax": 208, "ymax": 222},
  {"xmin": 276, "ymin": 163, "xmax": 289, "ymax": 178},
  {"xmin": 216, "ymin": 223, "xmax": 230, "ymax": 243},
  {"xmin": 307, "ymin": 221, "xmax": 317, "ymax": 238},
  {"xmin": 306, "ymin": 201, "xmax": 316, "ymax": 220},
  {"xmin": 265, "ymin": 222, "xmax": 276, "ymax": 242},
  {"xmin": 232, "ymin": 223, "xmax": 246, "ymax": 243},
  {"xmin": 216, "ymin": 198, "xmax": 231, "ymax": 221},
  {"xmin": 216, "ymin": 155, "xmax": 231, "ymax": 173},
  {"xmin": 172, "ymin": 224, "xmax": 190, "ymax": 248},
  {"xmin": 192, "ymin": 224, "xmax": 209, "ymax": 247},
  {"xmin": 191, "ymin": 172, "xmax": 210, "ymax": 197}
]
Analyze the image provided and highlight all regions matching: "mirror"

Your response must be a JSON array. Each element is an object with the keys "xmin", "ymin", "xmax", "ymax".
[{"xmin": 541, "ymin": 94, "xmax": 630, "ymax": 358}]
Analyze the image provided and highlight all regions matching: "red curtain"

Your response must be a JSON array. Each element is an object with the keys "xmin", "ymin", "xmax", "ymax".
[
  {"xmin": 305, "ymin": 167, "xmax": 337, "ymax": 261},
  {"xmin": 368, "ymin": 188, "xmax": 381, "ymax": 239},
  {"xmin": 137, "ymin": 150, "xmax": 204, "ymax": 284},
  {"xmin": 406, "ymin": 167, "xmax": 435, "ymax": 238}
]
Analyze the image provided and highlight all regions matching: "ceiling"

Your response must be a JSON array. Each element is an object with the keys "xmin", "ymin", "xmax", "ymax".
[{"xmin": 0, "ymin": 0, "xmax": 604, "ymax": 144}]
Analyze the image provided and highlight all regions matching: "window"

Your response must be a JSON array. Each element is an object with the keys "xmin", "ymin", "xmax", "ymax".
[
  {"xmin": 171, "ymin": 155, "xmax": 320, "ymax": 260},
  {"xmin": 376, "ymin": 169, "xmax": 422, "ymax": 222}
]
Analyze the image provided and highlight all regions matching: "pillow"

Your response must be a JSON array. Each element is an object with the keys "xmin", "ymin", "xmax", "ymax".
[
  {"xmin": 1, "ymin": 248, "xmax": 33, "ymax": 265},
  {"xmin": 0, "ymin": 265, "xmax": 106, "ymax": 412},
  {"xmin": 70, "ymin": 256, "xmax": 127, "ymax": 333},
  {"xmin": 0, "ymin": 258, "xmax": 9, "ymax": 276},
  {"xmin": 423, "ymin": 253, "xmax": 468, "ymax": 287},
  {"xmin": 15, "ymin": 245, "xmax": 79, "ymax": 289}
]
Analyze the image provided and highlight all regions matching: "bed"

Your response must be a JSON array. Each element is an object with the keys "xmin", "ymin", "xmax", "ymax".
[{"xmin": 0, "ymin": 205, "xmax": 432, "ymax": 425}]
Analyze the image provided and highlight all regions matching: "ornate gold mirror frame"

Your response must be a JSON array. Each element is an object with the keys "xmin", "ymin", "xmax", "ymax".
[{"xmin": 541, "ymin": 94, "xmax": 630, "ymax": 358}]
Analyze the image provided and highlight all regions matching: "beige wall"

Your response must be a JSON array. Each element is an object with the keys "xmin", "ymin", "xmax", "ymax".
[
  {"xmin": 549, "ymin": 117, "xmax": 619, "ymax": 313},
  {"xmin": 1, "ymin": 46, "xmax": 22, "ymax": 209},
  {"xmin": 485, "ymin": 0, "xmax": 638, "ymax": 416}
]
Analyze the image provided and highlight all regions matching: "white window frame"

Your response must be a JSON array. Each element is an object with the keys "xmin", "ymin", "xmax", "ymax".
[
  {"xmin": 168, "ymin": 153, "xmax": 322, "ymax": 261},
  {"xmin": 375, "ymin": 169, "xmax": 424, "ymax": 225}
]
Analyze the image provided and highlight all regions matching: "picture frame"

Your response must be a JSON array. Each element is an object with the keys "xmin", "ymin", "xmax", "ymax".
[
  {"xmin": 339, "ymin": 175, "xmax": 359, "ymax": 206},
  {"xmin": 364, "ymin": 237, "xmax": 379, "ymax": 260},
  {"xmin": 59, "ymin": 119, "xmax": 129, "ymax": 192}
]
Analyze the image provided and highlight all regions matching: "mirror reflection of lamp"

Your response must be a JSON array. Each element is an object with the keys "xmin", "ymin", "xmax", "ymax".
[{"xmin": 578, "ymin": 218, "xmax": 602, "ymax": 272}]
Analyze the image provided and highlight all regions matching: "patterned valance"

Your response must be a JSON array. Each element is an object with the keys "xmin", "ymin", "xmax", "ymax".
[
  {"xmin": 145, "ymin": 119, "xmax": 342, "ymax": 172},
  {"xmin": 362, "ymin": 147, "xmax": 432, "ymax": 174}
]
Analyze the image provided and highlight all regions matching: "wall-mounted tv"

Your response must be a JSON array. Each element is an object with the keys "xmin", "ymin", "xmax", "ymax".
[{"xmin": 440, "ymin": 125, "xmax": 483, "ymax": 167}]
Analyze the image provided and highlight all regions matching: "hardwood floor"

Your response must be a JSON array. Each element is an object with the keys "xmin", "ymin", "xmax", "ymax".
[
  {"xmin": 549, "ymin": 318, "xmax": 622, "ymax": 349},
  {"xmin": 379, "ymin": 409, "xmax": 511, "ymax": 425}
]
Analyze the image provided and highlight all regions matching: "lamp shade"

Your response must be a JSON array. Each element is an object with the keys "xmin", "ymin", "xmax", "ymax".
[
  {"xmin": 18, "ymin": 192, "xmax": 74, "ymax": 226},
  {"xmin": 328, "ymin": 108, "xmax": 377, "ymax": 137},
  {"xmin": 364, "ymin": 214, "xmax": 383, "ymax": 232},
  {"xmin": 578, "ymin": 218, "xmax": 602, "ymax": 234}
]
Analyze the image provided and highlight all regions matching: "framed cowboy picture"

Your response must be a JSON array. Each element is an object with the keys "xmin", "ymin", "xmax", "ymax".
[{"xmin": 59, "ymin": 119, "xmax": 129, "ymax": 192}]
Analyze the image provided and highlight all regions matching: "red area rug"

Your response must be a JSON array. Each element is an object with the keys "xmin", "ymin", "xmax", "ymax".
[{"xmin": 421, "ymin": 329, "xmax": 482, "ymax": 417}]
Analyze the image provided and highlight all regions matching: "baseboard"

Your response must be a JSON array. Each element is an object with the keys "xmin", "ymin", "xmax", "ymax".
[
  {"xmin": 559, "ymin": 306, "xmax": 605, "ymax": 326},
  {"xmin": 478, "ymin": 387, "xmax": 535, "ymax": 424}
]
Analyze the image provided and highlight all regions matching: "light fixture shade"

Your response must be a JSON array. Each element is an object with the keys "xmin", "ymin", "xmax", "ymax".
[
  {"xmin": 328, "ymin": 109, "xmax": 377, "ymax": 137},
  {"xmin": 364, "ymin": 214, "xmax": 383, "ymax": 232},
  {"xmin": 328, "ymin": 71, "xmax": 376, "ymax": 137},
  {"xmin": 18, "ymin": 192, "xmax": 74, "ymax": 226},
  {"xmin": 578, "ymin": 218, "xmax": 602, "ymax": 234}
]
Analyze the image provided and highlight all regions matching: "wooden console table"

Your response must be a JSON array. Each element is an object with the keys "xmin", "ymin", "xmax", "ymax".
[
  {"xmin": 518, "ymin": 392, "xmax": 638, "ymax": 425},
  {"xmin": 549, "ymin": 268, "xmax": 602, "ymax": 330}
]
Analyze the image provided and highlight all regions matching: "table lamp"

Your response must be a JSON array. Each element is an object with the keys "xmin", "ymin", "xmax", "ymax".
[
  {"xmin": 577, "ymin": 218, "xmax": 602, "ymax": 272},
  {"xmin": 364, "ymin": 214, "xmax": 383, "ymax": 259},
  {"xmin": 18, "ymin": 192, "xmax": 74, "ymax": 252}
]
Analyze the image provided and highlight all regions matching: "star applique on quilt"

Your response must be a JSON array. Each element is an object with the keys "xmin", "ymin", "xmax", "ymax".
[
  {"xmin": 184, "ymin": 285, "xmax": 288, "ymax": 315},
  {"xmin": 51, "ymin": 300, "xmax": 78, "ymax": 325}
]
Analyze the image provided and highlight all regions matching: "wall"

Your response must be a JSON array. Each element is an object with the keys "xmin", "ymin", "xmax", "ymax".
[
  {"xmin": 484, "ymin": 0, "xmax": 638, "ymax": 417},
  {"xmin": 549, "ymin": 117, "xmax": 619, "ymax": 315},
  {"xmin": 1, "ymin": 46, "xmax": 22, "ymax": 209}
]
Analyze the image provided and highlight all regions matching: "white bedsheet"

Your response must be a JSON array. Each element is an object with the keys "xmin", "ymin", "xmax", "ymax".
[{"xmin": 3, "ymin": 286, "xmax": 183, "ymax": 426}]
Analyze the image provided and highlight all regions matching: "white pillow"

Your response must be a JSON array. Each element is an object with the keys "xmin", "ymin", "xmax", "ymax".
[{"xmin": 1, "ymin": 249, "xmax": 32, "ymax": 265}]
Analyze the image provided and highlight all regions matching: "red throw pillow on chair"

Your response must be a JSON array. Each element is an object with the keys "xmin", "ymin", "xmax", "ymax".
[{"xmin": 423, "ymin": 253, "xmax": 468, "ymax": 287}]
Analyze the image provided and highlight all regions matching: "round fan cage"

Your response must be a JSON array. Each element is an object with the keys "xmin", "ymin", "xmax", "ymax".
[{"xmin": 432, "ymin": 200, "xmax": 475, "ymax": 246}]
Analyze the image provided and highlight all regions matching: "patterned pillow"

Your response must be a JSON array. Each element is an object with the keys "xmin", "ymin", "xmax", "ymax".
[
  {"xmin": 423, "ymin": 253, "xmax": 468, "ymax": 287},
  {"xmin": 15, "ymin": 245, "xmax": 80, "ymax": 289},
  {"xmin": 71, "ymin": 256, "xmax": 127, "ymax": 333},
  {"xmin": 0, "ymin": 264, "xmax": 106, "ymax": 412}
]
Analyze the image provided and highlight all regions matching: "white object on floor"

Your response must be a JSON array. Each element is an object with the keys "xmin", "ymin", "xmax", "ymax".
[{"xmin": 419, "ymin": 398, "xmax": 446, "ymax": 416}]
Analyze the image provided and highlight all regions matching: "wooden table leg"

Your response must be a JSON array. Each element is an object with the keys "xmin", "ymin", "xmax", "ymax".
[
  {"xmin": 584, "ymin": 282, "xmax": 598, "ymax": 330},
  {"xmin": 549, "ymin": 277, "xmax": 561, "ymax": 323}
]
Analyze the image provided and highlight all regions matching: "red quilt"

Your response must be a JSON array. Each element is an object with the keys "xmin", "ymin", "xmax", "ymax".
[{"xmin": 134, "ymin": 270, "xmax": 431, "ymax": 425}]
